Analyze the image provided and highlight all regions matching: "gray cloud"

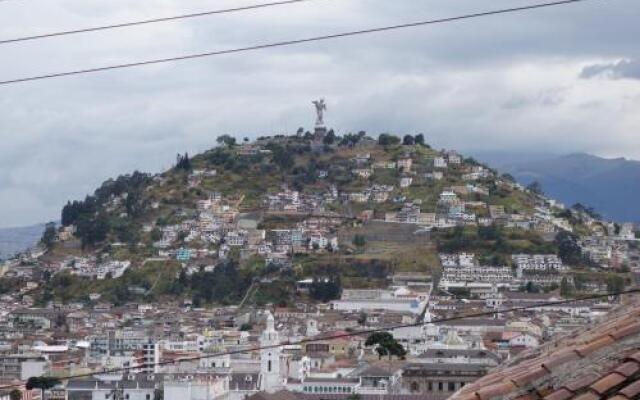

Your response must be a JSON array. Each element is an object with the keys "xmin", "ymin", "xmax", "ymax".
[
  {"xmin": 580, "ymin": 59, "xmax": 640, "ymax": 80},
  {"xmin": 0, "ymin": 0, "xmax": 639, "ymax": 227}
]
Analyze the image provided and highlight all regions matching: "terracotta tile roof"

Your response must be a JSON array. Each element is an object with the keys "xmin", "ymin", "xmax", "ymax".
[
  {"xmin": 575, "ymin": 335, "xmax": 614, "ymax": 357},
  {"xmin": 613, "ymin": 361, "xmax": 639, "ymax": 378},
  {"xmin": 589, "ymin": 372, "xmax": 626, "ymax": 394},
  {"xmin": 561, "ymin": 373, "xmax": 599, "ymax": 392},
  {"xmin": 618, "ymin": 379, "xmax": 640, "ymax": 398},
  {"xmin": 542, "ymin": 350, "xmax": 581, "ymax": 371},
  {"xmin": 543, "ymin": 388, "xmax": 572, "ymax": 400},
  {"xmin": 610, "ymin": 322, "xmax": 640, "ymax": 341},
  {"xmin": 449, "ymin": 296, "xmax": 640, "ymax": 400},
  {"xmin": 476, "ymin": 382, "xmax": 518, "ymax": 400},
  {"xmin": 513, "ymin": 395, "xmax": 537, "ymax": 400},
  {"xmin": 571, "ymin": 393, "xmax": 599, "ymax": 400},
  {"xmin": 625, "ymin": 350, "xmax": 640, "ymax": 363},
  {"xmin": 511, "ymin": 367, "xmax": 549, "ymax": 387}
]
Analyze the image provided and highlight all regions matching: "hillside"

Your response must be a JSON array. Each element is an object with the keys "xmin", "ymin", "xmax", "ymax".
[
  {"xmin": 10, "ymin": 131, "xmax": 616, "ymax": 307},
  {"xmin": 490, "ymin": 152, "xmax": 640, "ymax": 222}
]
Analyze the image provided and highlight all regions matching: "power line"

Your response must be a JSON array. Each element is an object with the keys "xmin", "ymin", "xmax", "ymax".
[
  {"xmin": 2, "ymin": 287, "xmax": 638, "ymax": 390},
  {"xmin": 0, "ymin": 0, "xmax": 319, "ymax": 46},
  {"xmin": 0, "ymin": 0, "xmax": 598, "ymax": 86}
]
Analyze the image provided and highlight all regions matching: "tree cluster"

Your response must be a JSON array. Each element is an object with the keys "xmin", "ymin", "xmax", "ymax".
[
  {"xmin": 216, "ymin": 134, "xmax": 237, "ymax": 147},
  {"xmin": 365, "ymin": 332, "xmax": 406, "ymax": 360},
  {"xmin": 309, "ymin": 276, "xmax": 341, "ymax": 302},
  {"xmin": 61, "ymin": 172, "xmax": 151, "ymax": 247},
  {"xmin": 554, "ymin": 230, "xmax": 582, "ymax": 265},
  {"xmin": 175, "ymin": 153, "xmax": 192, "ymax": 171},
  {"xmin": 25, "ymin": 376, "xmax": 61, "ymax": 391},
  {"xmin": 437, "ymin": 225, "xmax": 555, "ymax": 257},
  {"xmin": 40, "ymin": 222, "xmax": 57, "ymax": 250},
  {"xmin": 378, "ymin": 133, "xmax": 426, "ymax": 146},
  {"xmin": 352, "ymin": 234, "xmax": 366, "ymax": 247},
  {"xmin": 572, "ymin": 203, "xmax": 601, "ymax": 220},
  {"xmin": 526, "ymin": 181, "xmax": 544, "ymax": 195},
  {"xmin": 338, "ymin": 131, "xmax": 366, "ymax": 147},
  {"xmin": 167, "ymin": 261, "xmax": 249, "ymax": 306},
  {"xmin": 378, "ymin": 133, "xmax": 401, "ymax": 146}
]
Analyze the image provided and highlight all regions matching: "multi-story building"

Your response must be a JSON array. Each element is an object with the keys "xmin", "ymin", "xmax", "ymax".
[
  {"xmin": 512, "ymin": 254, "xmax": 566, "ymax": 278},
  {"xmin": 0, "ymin": 354, "xmax": 48, "ymax": 380}
]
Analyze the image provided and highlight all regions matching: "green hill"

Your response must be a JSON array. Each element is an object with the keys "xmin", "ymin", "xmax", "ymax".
[{"xmin": 27, "ymin": 131, "xmax": 588, "ymax": 306}]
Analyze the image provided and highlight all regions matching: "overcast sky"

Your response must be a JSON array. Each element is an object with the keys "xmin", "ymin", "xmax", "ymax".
[{"xmin": 0, "ymin": 0, "xmax": 638, "ymax": 228}]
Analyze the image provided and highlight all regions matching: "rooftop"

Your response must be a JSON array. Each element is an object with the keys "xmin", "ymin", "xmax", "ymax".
[{"xmin": 450, "ymin": 295, "xmax": 640, "ymax": 400}]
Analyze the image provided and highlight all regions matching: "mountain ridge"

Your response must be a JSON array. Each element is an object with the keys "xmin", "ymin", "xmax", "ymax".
[
  {"xmin": 0, "ymin": 223, "xmax": 46, "ymax": 260},
  {"xmin": 477, "ymin": 152, "xmax": 640, "ymax": 222}
]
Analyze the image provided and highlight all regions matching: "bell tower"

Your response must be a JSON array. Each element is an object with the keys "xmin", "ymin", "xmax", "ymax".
[{"xmin": 260, "ymin": 311, "xmax": 283, "ymax": 392}]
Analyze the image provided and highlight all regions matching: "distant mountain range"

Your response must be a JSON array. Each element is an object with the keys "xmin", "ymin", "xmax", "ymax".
[
  {"xmin": 476, "ymin": 152, "xmax": 640, "ymax": 223},
  {"xmin": 0, "ymin": 223, "xmax": 45, "ymax": 261}
]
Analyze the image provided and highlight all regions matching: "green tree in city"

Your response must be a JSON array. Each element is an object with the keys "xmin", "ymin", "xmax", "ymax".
[
  {"xmin": 606, "ymin": 274, "xmax": 625, "ymax": 295},
  {"xmin": 560, "ymin": 277, "xmax": 572, "ymax": 297},
  {"xmin": 554, "ymin": 231, "xmax": 582, "ymax": 265},
  {"xmin": 352, "ymin": 234, "xmax": 366, "ymax": 248},
  {"xmin": 26, "ymin": 376, "xmax": 61, "ymax": 399},
  {"xmin": 365, "ymin": 332, "xmax": 406, "ymax": 360},
  {"xmin": 309, "ymin": 277, "xmax": 341, "ymax": 302}
]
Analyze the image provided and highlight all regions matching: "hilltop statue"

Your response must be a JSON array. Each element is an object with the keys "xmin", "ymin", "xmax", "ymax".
[{"xmin": 312, "ymin": 99, "xmax": 327, "ymax": 127}]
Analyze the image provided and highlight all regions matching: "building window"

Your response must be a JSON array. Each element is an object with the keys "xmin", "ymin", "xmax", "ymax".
[
  {"xmin": 438, "ymin": 382, "xmax": 443, "ymax": 391},
  {"xmin": 410, "ymin": 382, "xmax": 420, "ymax": 392},
  {"xmin": 449, "ymin": 382, "xmax": 456, "ymax": 391},
  {"xmin": 428, "ymin": 382, "xmax": 433, "ymax": 391},
  {"xmin": 268, "ymin": 360, "xmax": 272, "ymax": 372}
]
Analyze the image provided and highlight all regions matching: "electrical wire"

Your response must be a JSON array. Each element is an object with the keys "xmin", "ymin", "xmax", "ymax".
[
  {"xmin": 0, "ymin": 0, "xmax": 319, "ymax": 45},
  {"xmin": 0, "ymin": 0, "xmax": 598, "ymax": 86},
  {"xmin": 2, "ymin": 286, "xmax": 638, "ymax": 390}
]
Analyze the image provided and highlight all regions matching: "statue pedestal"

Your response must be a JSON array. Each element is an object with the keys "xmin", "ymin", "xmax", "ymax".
[{"xmin": 314, "ymin": 126, "xmax": 327, "ymax": 138}]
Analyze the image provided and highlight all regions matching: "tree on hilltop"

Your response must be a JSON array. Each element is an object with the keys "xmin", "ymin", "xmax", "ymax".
[
  {"xmin": 526, "ymin": 181, "xmax": 544, "ymax": 195},
  {"xmin": 378, "ymin": 133, "xmax": 400, "ymax": 146},
  {"xmin": 402, "ymin": 135, "xmax": 415, "ymax": 145},
  {"xmin": 216, "ymin": 134, "xmax": 237, "ymax": 147},
  {"xmin": 323, "ymin": 129, "xmax": 336, "ymax": 145},
  {"xmin": 41, "ymin": 222, "xmax": 57, "ymax": 250},
  {"xmin": 175, "ymin": 153, "xmax": 192, "ymax": 171}
]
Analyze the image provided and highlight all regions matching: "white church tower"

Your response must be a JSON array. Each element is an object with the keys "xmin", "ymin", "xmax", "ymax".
[
  {"xmin": 422, "ymin": 309, "xmax": 440, "ymax": 339},
  {"xmin": 260, "ymin": 311, "xmax": 284, "ymax": 393}
]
